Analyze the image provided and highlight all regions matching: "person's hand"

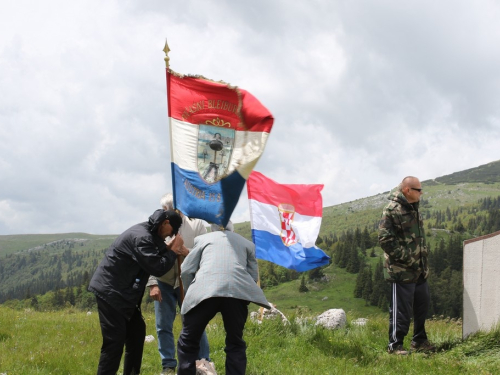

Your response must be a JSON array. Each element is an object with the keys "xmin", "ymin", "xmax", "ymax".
[
  {"xmin": 167, "ymin": 234, "xmax": 184, "ymax": 254},
  {"xmin": 179, "ymin": 245, "xmax": 189, "ymax": 257},
  {"xmin": 149, "ymin": 285, "xmax": 162, "ymax": 302}
]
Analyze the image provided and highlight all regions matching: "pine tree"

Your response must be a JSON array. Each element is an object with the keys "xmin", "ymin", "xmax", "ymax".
[
  {"xmin": 76, "ymin": 284, "xmax": 82, "ymax": 297},
  {"xmin": 378, "ymin": 293, "xmax": 389, "ymax": 310},
  {"xmin": 339, "ymin": 242, "xmax": 349, "ymax": 269},
  {"xmin": 354, "ymin": 266, "xmax": 366, "ymax": 298},
  {"xmin": 31, "ymin": 295, "xmax": 39, "ymax": 310},
  {"xmin": 432, "ymin": 238, "xmax": 446, "ymax": 277},
  {"xmin": 52, "ymin": 288, "xmax": 65, "ymax": 307},
  {"xmin": 354, "ymin": 227, "xmax": 362, "ymax": 248},
  {"xmin": 360, "ymin": 239, "xmax": 367, "ymax": 257},
  {"xmin": 299, "ymin": 275, "xmax": 308, "ymax": 293},
  {"xmin": 308, "ymin": 267, "xmax": 324, "ymax": 280},
  {"xmin": 446, "ymin": 206, "xmax": 452, "ymax": 221},
  {"xmin": 65, "ymin": 286, "xmax": 76, "ymax": 306},
  {"xmin": 370, "ymin": 260, "xmax": 384, "ymax": 306},
  {"xmin": 362, "ymin": 226, "xmax": 373, "ymax": 249},
  {"xmin": 346, "ymin": 244, "xmax": 360, "ymax": 274},
  {"xmin": 455, "ymin": 218, "xmax": 465, "ymax": 233},
  {"xmin": 467, "ymin": 217, "xmax": 477, "ymax": 233},
  {"xmin": 447, "ymin": 235, "xmax": 463, "ymax": 271},
  {"xmin": 362, "ymin": 267, "xmax": 373, "ymax": 305},
  {"xmin": 333, "ymin": 242, "xmax": 343, "ymax": 265},
  {"xmin": 82, "ymin": 270, "xmax": 90, "ymax": 286}
]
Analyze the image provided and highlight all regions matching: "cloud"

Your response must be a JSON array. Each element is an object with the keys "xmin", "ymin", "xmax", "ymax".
[{"xmin": 1, "ymin": 0, "xmax": 500, "ymax": 234}]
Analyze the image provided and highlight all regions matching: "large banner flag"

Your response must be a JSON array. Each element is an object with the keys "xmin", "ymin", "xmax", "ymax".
[
  {"xmin": 166, "ymin": 69, "xmax": 274, "ymax": 226},
  {"xmin": 247, "ymin": 171, "xmax": 330, "ymax": 272}
]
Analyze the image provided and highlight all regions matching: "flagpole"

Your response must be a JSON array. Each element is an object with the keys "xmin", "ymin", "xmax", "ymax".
[
  {"xmin": 164, "ymin": 39, "xmax": 185, "ymax": 303},
  {"xmin": 163, "ymin": 39, "xmax": 170, "ymax": 68}
]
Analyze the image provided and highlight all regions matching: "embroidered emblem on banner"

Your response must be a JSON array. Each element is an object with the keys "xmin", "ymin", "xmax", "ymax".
[
  {"xmin": 197, "ymin": 123, "xmax": 235, "ymax": 183},
  {"xmin": 278, "ymin": 203, "xmax": 298, "ymax": 246}
]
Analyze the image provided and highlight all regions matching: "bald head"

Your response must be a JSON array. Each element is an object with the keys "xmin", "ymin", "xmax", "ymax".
[{"xmin": 400, "ymin": 176, "xmax": 422, "ymax": 203}]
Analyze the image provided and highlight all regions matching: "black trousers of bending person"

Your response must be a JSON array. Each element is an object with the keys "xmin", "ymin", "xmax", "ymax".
[
  {"xmin": 177, "ymin": 297, "xmax": 249, "ymax": 375},
  {"xmin": 96, "ymin": 297, "xmax": 146, "ymax": 375},
  {"xmin": 388, "ymin": 274, "xmax": 430, "ymax": 351}
]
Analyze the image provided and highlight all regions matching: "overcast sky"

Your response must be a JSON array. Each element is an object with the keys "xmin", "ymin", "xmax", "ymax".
[{"xmin": 1, "ymin": 0, "xmax": 500, "ymax": 235}]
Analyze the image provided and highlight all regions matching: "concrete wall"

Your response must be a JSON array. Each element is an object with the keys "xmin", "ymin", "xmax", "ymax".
[{"xmin": 463, "ymin": 230, "xmax": 500, "ymax": 338}]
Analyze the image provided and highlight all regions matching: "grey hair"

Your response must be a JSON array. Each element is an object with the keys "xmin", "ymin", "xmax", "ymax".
[
  {"xmin": 160, "ymin": 193, "xmax": 174, "ymax": 211},
  {"xmin": 210, "ymin": 221, "xmax": 234, "ymax": 232}
]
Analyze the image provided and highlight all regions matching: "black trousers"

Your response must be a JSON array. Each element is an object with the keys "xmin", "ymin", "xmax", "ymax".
[
  {"xmin": 96, "ymin": 297, "xmax": 146, "ymax": 375},
  {"xmin": 177, "ymin": 297, "xmax": 248, "ymax": 375},
  {"xmin": 388, "ymin": 276, "xmax": 430, "ymax": 350}
]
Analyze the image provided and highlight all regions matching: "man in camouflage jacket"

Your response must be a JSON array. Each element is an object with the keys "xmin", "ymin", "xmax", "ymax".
[{"xmin": 378, "ymin": 176, "xmax": 434, "ymax": 355}]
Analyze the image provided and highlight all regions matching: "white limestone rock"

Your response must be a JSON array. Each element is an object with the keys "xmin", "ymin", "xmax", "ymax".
[{"xmin": 315, "ymin": 309, "xmax": 346, "ymax": 330}]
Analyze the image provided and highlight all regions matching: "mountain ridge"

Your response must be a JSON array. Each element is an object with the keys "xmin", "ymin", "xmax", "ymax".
[{"xmin": 2, "ymin": 159, "xmax": 500, "ymax": 312}]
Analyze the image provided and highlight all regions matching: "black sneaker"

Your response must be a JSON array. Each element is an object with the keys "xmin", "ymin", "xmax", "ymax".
[{"xmin": 410, "ymin": 340, "xmax": 436, "ymax": 353}]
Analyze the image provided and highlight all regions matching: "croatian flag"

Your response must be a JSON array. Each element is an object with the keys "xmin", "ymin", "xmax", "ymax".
[
  {"xmin": 247, "ymin": 171, "xmax": 330, "ymax": 272},
  {"xmin": 166, "ymin": 70, "xmax": 273, "ymax": 227}
]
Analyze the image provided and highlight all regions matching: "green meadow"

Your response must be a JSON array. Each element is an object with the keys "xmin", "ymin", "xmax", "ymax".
[
  {"xmin": 3, "ymin": 161, "xmax": 500, "ymax": 374},
  {"xmin": 1, "ymin": 305, "xmax": 499, "ymax": 375}
]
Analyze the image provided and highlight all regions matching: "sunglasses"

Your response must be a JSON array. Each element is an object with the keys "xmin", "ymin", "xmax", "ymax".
[{"xmin": 410, "ymin": 188, "xmax": 423, "ymax": 192}]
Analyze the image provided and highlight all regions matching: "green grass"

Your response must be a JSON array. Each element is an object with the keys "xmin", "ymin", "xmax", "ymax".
[
  {"xmin": 263, "ymin": 261, "xmax": 383, "ymax": 317},
  {"xmin": 1, "ymin": 306, "xmax": 499, "ymax": 374}
]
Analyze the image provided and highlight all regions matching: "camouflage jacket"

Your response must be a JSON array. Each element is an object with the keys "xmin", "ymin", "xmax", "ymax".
[{"xmin": 378, "ymin": 188, "xmax": 429, "ymax": 283}]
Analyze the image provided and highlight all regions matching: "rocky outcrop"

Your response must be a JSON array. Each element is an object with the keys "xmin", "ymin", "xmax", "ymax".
[{"xmin": 315, "ymin": 309, "xmax": 346, "ymax": 330}]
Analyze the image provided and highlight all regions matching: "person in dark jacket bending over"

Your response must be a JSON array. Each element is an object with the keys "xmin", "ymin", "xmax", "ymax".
[
  {"xmin": 378, "ymin": 176, "xmax": 435, "ymax": 355},
  {"xmin": 89, "ymin": 209, "xmax": 186, "ymax": 375}
]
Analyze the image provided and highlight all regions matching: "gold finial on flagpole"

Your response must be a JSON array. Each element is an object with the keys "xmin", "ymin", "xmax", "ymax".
[{"xmin": 163, "ymin": 39, "xmax": 171, "ymax": 68}]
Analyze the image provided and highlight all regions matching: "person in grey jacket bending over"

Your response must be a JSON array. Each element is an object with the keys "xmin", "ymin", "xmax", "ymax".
[{"xmin": 177, "ymin": 222, "xmax": 270, "ymax": 375}]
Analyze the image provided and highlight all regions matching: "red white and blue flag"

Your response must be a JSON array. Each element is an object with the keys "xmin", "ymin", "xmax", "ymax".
[
  {"xmin": 166, "ymin": 70, "xmax": 274, "ymax": 226},
  {"xmin": 247, "ymin": 171, "xmax": 330, "ymax": 272}
]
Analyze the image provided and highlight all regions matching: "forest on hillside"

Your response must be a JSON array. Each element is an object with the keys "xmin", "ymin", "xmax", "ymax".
[
  {"xmin": 2, "ymin": 195, "xmax": 500, "ymax": 319},
  {"xmin": 257, "ymin": 195, "xmax": 500, "ymax": 319}
]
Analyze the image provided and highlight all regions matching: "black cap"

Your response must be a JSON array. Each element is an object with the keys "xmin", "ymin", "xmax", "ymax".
[{"xmin": 148, "ymin": 209, "xmax": 182, "ymax": 235}]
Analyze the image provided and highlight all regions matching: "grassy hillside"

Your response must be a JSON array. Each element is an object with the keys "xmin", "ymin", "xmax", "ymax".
[
  {"xmin": 0, "ymin": 233, "xmax": 117, "ymax": 257},
  {"xmin": 235, "ymin": 160, "xmax": 500, "ymax": 242},
  {"xmin": 317, "ymin": 180, "xmax": 500, "ymax": 241},
  {"xmin": 1, "ymin": 306, "xmax": 499, "ymax": 374},
  {"xmin": 262, "ymin": 255, "xmax": 385, "ymax": 316},
  {"xmin": 433, "ymin": 159, "xmax": 500, "ymax": 184},
  {"xmin": 0, "ymin": 234, "xmax": 117, "ymax": 303},
  {"xmin": 2, "ymin": 160, "xmax": 500, "ymax": 314}
]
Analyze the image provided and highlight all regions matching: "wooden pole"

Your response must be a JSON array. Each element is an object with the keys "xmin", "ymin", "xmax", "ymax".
[
  {"xmin": 177, "ymin": 255, "xmax": 185, "ymax": 304},
  {"xmin": 165, "ymin": 39, "xmax": 182, "ymax": 303}
]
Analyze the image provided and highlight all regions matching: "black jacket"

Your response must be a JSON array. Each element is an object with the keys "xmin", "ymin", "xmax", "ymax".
[{"xmin": 89, "ymin": 219, "xmax": 177, "ymax": 319}]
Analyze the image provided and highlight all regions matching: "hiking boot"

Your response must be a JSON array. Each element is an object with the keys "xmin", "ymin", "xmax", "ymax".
[
  {"xmin": 161, "ymin": 368, "xmax": 176, "ymax": 375},
  {"xmin": 411, "ymin": 340, "xmax": 436, "ymax": 353},
  {"xmin": 387, "ymin": 345, "xmax": 409, "ymax": 355}
]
